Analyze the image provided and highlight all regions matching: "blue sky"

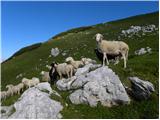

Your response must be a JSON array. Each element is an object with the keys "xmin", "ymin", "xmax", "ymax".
[{"xmin": 1, "ymin": 1, "xmax": 158, "ymax": 61}]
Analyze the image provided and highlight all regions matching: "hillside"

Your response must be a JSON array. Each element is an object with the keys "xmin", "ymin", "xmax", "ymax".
[{"xmin": 1, "ymin": 11, "xmax": 159, "ymax": 118}]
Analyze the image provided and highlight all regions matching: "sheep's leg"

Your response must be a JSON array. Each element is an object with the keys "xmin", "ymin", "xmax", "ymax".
[
  {"xmin": 59, "ymin": 73, "xmax": 62, "ymax": 79},
  {"xmin": 11, "ymin": 91, "xmax": 13, "ymax": 96},
  {"xmin": 67, "ymin": 72, "xmax": 70, "ymax": 78},
  {"xmin": 103, "ymin": 53, "xmax": 109, "ymax": 66},
  {"xmin": 126, "ymin": 51, "xmax": 129, "ymax": 60},
  {"xmin": 103, "ymin": 53, "xmax": 106, "ymax": 66},
  {"xmin": 122, "ymin": 54, "xmax": 127, "ymax": 68},
  {"xmin": 70, "ymin": 69, "xmax": 73, "ymax": 78}
]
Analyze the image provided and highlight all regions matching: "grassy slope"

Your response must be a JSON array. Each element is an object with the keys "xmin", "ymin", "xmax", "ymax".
[{"xmin": 1, "ymin": 12, "xmax": 159, "ymax": 118}]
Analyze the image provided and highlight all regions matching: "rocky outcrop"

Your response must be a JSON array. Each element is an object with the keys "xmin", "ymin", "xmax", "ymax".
[
  {"xmin": 1, "ymin": 82, "xmax": 63, "ymax": 119},
  {"xmin": 56, "ymin": 64, "xmax": 101, "ymax": 91},
  {"xmin": 0, "ymin": 105, "xmax": 14, "ymax": 119},
  {"xmin": 135, "ymin": 47, "xmax": 152, "ymax": 55},
  {"xmin": 128, "ymin": 77, "xmax": 155, "ymax": 100},
  {"xmin": 121, "ymin": 24, "xmax": 158, "ymax": 37},
  {"xmin": 56, "ymin": 64, "xmax": 130, "ymax": 107},
  {"xmin": 51, "ymin": 47, "xmax": 60, "ymax": 57}
]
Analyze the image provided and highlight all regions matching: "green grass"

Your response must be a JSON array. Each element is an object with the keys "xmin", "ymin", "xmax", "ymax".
[{"xmin": 1, "ymin": 11, "xmax": 159, "ymax": 118}]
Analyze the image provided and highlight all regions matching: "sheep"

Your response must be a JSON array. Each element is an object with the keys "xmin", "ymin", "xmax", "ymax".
[
  {"xmin": 49, "ymin": 63, "xmax": 58, "ymax": 84},
  {"xmin": 22, "ymin": 77, "xmax": 40, "ymax": 88},
  {"xmin": 6, "ymin": 84, "xmax": 18, "ymax": 96},
  {"xmin": 65, "ymin": 57, "xmax": 84, "ymax": 69},
  {"xmin": 81, "ymin": 57, "xmax": 96, "ymax": 65},
  {"xmin": 95, "ymin": 33, "xmax": 129, "ymax": 68},
  {"xmin": 0, "ymin": 91, "xmax": 7, "ymax": 100},
  {"xmin": 40, "ymin": 71, "xmax": 50, "ymax": 82},
  {"xmin": 94, "ymin": 48, "xmax": 120, "ymax": 65},
  {"xmin": 16, "ymin": 83, "xmax": 25, "ymax": 95},
  {"xmin": 52, "ymin": 62, "xmax": 74, "ymax": 79}
]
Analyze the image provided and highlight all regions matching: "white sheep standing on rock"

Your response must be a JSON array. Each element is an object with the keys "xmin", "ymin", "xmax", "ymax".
[
  {"xmin": 95, "ymin": 33, "xmax": 129, "ymax": 68},
  {"xmin": 54, "ymin": 62, "xmax": 74, "ymax": 79},
  {"xmin": 65, "ymin": 57, "xmax": 84, "ymax": 69}
]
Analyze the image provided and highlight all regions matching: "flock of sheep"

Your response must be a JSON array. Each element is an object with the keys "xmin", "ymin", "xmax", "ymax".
[
  {"xmin": 48, "ymin": 33, "xmax": 129, "ymax": 83},
  {"xmin": 0, "ymin": 33, "xmax": 129, "ymax": 100},
  {"xmin": 1, "ymin": 77, "xmax": 40, "ymax": 100}
]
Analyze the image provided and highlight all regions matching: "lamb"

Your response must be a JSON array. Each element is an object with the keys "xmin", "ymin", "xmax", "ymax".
[
  {"xmin": 52, "ymin": 62, "xmax": 74, "ymax": 79},
  {"xmin": 95, "ymin": 33, "xmax": 129, "ymax": 68},
  {"xmin": 16, "ymin": 83, "xmax": 25, "ymax": 94},
  {"xmin": 0, "ymin": 91, "xmax": 7, "ymax": 100},
  {"xmin": 65, "ymin": 57, "xmax": 84, "ymax": 69},
  {"xmin": 6, "ymin": 84, "xmax": 21, "ymax": 96},
  {"xmin": 22, "ymin": 77, "xmax": 40, "ymax": 88}
]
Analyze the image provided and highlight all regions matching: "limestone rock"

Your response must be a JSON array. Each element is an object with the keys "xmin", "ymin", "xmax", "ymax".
[
  {"xmin": 129, "ymin": 77, "xmax": 155, "ymax": 100},
  {"xmin": 51, "ymin": 48, "xmax": 60, "ymax": 57},
  {"xmin": 4, "ymin": 83, "xmax": 63, "ymax": 119}
]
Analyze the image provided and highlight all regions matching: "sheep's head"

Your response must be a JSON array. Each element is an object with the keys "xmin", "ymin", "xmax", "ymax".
[
  {"xmin": 50, "ymin": 62, "xmax": 58, "ymax": 68},
  {"xmin": 6, "ymin": 85, "xmax": 14, "ymax": 89},
  {"xmin": 65, "ymin": 57, "xmax": 74, "ymax": 63},
  {"xmin": 95, "ymin": 33, "xmax": 103, "ymax": 42},
  {"xmin": 81, "ymin": 58, "xmax": 87, "ymax": 63},
  {"xmin": 22, "ymin": 78, "xmax": 29, "ymax": 84}
]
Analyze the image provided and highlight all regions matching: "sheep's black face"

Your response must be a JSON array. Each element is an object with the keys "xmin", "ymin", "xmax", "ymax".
[
  {"xmin": 50, "ymin": 63, "xmax": 55, "ymax": 67},
  {"xmin": 51, "ymin": 62, "xmax": 58, "ymax": 68}
]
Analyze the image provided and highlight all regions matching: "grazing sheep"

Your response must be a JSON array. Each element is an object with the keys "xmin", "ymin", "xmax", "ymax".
[
  {"xmin": 94, "ymin": 48, "xmax": 120, "ymax": 65},
  {"xmin": 40, "ymin": 71, "xmax": 50, "ymax": 82},
  {"xmin": 95, "ymin": 33, "xmax": 129, "ymax": 68},
  {"xmin": 6, "ymin": 84, "xmax": 18, "ymax": 96},
  {"xmin": 53, "ymin": 62, "xmax": 74, "ymax": 79},
  {"xmin": 16, "ymin": 83, "xmax": 25, "ymax": 94},
  {"xmin": 22, "ymin": 77, "xmax": 40, "ymax": 88},
  {"xmin": 65, "ymin": 57, "xmax": 84, "ymax": 69},
  {"xmin": 0, "ymin": 91, "xmax": 7, "ymax": 100},
  {"xmin": 49, "ymin": 63, "xmax": 58, "ymax": 84}
]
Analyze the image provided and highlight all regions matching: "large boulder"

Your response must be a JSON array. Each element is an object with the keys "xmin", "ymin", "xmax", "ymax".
[
  {"xmin": 56, "ymin": 64, "xmax": 130, "ymax": 107},
  {"xmin": 70, "ymin": 66, "xmax": 130, "ymax": 107},
  {"xmin": 128, "ymin": 77, "xmax": 155, "ymax": 100},
  {"xmin": 56, "ymin": 64, "xmax": 101, "ymax": 90},
  {"xmin": 36, "ymin": 82, "xmax": 61, "ymax": 97},
  {"xmin": 2, "ymin": 83, "xmax": 63, "ymax": 119}
]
